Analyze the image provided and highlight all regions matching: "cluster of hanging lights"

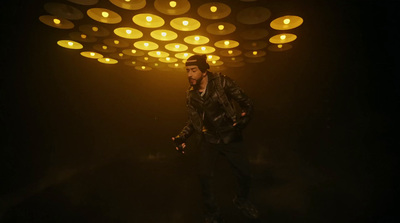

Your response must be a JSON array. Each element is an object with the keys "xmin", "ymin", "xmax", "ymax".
[{"xmin": 39, "ymin": 0, "xmax": 303, "ymax": 71}]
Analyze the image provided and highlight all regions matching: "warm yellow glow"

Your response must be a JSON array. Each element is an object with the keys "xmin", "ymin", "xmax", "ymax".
[
  {"xmin": 98, "ymin": 57, "xmax": 118, "ymax": 64},
  {"xmin": 210, "ymin": 6, "xmax": 217, "ymax": 12},
  {"xmin": 253, "ymin": 51, "xmax": 258, "ymax": 55},
  {"xmin": 194, "ymin": 36, "xmax": 200, "ymax": 41},
  {"xmin": 144, "ymin": 42, "xmax": 149, "ymax": 47},
  {"xmin": 201, "ymin": 47, "xmax": 206, "ymax": 51},
  {"xmin": 114, "ymin": 40, "xmax": 119, "ymax": 44},
  {"xmin": 174, "ymin": 63, "xmax": 179, "ymax": 67},
  {"xmin": 269, "ymin": 33, "xmax": 297, "ymax": 44},
  {"xmin": 53, "ymin": 18, "xmax": 61, "ymax": 24},
  {"xmin": 215, "ymin": 40, "xmax": 239, "ymax": 49},
  {"xmin": 156, "ymin": 51, "xmax": 161, "ymax": 55},
  {"xmin": 142, "ymin": 66, "xmax": 146, "ymax": 69},
  {"xmin": 175, "ymin": 52, "xmax": 193, "ymax": 60},
  {"xmin": 166, "ymin": 57, "xmax": 171, "ymax": 61},
  {"xmin": 161, "ymin": 32, "xmax": 167, "ymax": 37},
  {"xmin": 92, "ymin": 26, "xmax": 99, "ymax": 32},
  {"xmin": 81, "ymin": 34, "xmax": 87, "ymax": 39},
  {"xmin": 228, "ymin": 50, "xmax": 233, "ymax": 54},
  {"xmin": 102, "ymin": 45, "xmax": 108, "ymax": 50},
  {"xmin": 208, "ymin": 55, "xmax": 213, "ymax": 60},
  {"xmin": 81, "ymin": 51, "xmax": 103, "ymax": 59},
  {"xmin": 119, "ymin": 53, "xmax": 124, "ymax": 57},
  {"xmin": 218, "ymin": 25, "xmax": 224, "ymax": 31},
  {"xmin": 182, "ymin": 20, "xmax": 189, "ymax": 26},
  {"xmin": 115, "ymin": 27, "xmax": 143, "ymax": 39},
  {"xmin": 144, "ymin": 57, "xmax": 149, "ymax": 61},
  {"xmin": 175, "ymin": 45, "xmax": 180, "ymax": 49},
  {"xmin": 283, "ymin": 18, "xmax": 291, "ymax": 24},
  {"xmin": 270, "ymin": 15, "xmax": 303, "ymax": 30},
  {"xmin": 131, "ymin": 49, "xmax": 136, "ymax": 53},
  {"xmin": 125, "ymin": 0, "xmax": 131, "ymax": 2},
  {"xmin": 68, "ymin": 41, "xmax": 73, "ymax": 46},
  {"xmin": 213, "ymin": 61, "xmax": 217, "ymax": 64},
  {"xmin": 133, "ymin": 13, "xmax": 165, "ymax": 28},
  {"xmin": 278, "ymin": 44, "xmax": 283, "ymax": 48},
  {"xmin": 102, "ymin": 11, "xmax": 109, "ymax": 18},
  {"xmin": 169, "ymin": 1, "xmax": 177, "ymax": 7}
]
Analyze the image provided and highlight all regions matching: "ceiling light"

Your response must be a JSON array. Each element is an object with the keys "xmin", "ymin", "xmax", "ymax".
[
  {"xmin": 283, "ymin": 18, "xmax": 291, "ymax": 24},
  {"xmin": 169, "ymin": 1, "xmax": 177, "ymax": 8},
  {"xmin": 53, "ymin": 18, "xmax": 61, "ymax": 24},
  {"xmin": 102, "ymin": 11, "xmax": 109, "ymax": 18},
  {"xmin": 210, "ymin": 6, "xmax": 217, "ymax": 12}
]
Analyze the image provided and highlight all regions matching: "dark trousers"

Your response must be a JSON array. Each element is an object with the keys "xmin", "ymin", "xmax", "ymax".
[{"xmin": 197, "ymin": 139, "xmax": 251, "ymax": 215}]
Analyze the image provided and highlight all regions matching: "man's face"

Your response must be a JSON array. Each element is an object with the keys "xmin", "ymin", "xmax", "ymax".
[{"xmin": 186, "ymin": 65, "xmax": 205, "ymax": 87}]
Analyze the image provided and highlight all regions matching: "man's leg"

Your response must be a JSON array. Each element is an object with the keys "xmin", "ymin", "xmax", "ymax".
[
  {"xmin": 197, "ymin": 140, "xmax": 221, "ymax": 219},
  {"xmin": 222, "ymin": 141, "xmax": 259, "ymax": 219}
]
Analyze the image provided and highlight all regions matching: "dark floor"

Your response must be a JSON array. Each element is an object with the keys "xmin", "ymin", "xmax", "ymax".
[{"xmin": 0, "ymin": 127, "xmax": 398, "ymax": 223}]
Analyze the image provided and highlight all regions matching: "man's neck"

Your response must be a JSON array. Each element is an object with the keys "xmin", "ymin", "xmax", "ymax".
[{"xmin": 198, "ymin": 74, "xmax": 208, "ymax": 92}]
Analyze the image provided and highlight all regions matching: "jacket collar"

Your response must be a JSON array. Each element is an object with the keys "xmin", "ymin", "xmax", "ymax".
[{"xmin": 188, "ymin": 71, "xmax": 218, "ymax": 92}]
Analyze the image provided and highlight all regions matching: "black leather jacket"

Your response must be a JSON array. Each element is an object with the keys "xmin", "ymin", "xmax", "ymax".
[{"xmin": 178, "ymin": 72, "xmax": 253, "ymax": 144}]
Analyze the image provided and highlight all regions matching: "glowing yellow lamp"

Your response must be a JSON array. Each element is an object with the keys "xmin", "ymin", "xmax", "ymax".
[
  {"xmin": 135, "ymin": 65, "xmax": 152, "ymax": 71},
  {"xmin": 98, "ymin": 57, "xmax": 118, "ymax": 64},
  {"xmin": 134, "ymin": 40, "xmax": 159, "ymax": 50},
  {"xmin": 57, "ymin": 40, "xmax": 83, "ymax": 49},
  {"xmin": 159, "ymin": 57, "xmax": 178, "ymax": 63},
  {"xmin": 184, "ymin": 35, "xmax": 209, "ymax": 45},
  {"xmin": 39, "ymin": 15, "xmax": 74, "ymax": 29},
  {"xmin": 193, "ymin": 46, "xmax": 215, "ymax": 54},
  {"xmin": 170, "ymin": 1, "xmax": 177, "ymax": 7},
  {"xmin": 53, "ymin": 18, "xmax": 61, "ymax": 24},
  {"xmin": 148, "ymin": 50, "xmax": 169, "ymax": 58},
  {"xmin": 87, "ymin": 8, "xmax": 122, "ymax": 24},
  {"xmin": 270, "ymin": 15, "xmax": 303, "ymax": 30},
  {"xmin": 133, "ymin": 13, "xmax": 165, "ymax": 28},
  {"xmin": 114, "ymin": 27, "xmax": 143, "ymax": 39},
  {"xmin": 170, "ymin": 17, "xmax": 200, "ymax": 31},
  {"xmin": 175, "ymin": 52, "xmax": 194, "ymax": 60},
  {"xmin": 269, "ymin": 33, "xmax": 297, "ymax": 44},
  {"xmin": 81, "ymin": 51, "xmax": 103, "ymax": 59},
  {"xmin": 214, "ymin": 40, "xmax": 239, "ymax": 49},
  {"xmin": 150, "ymin": 29, "xmax": 178, "ymax": 41},
  {"xmin": 165, "ymin": 43, "xmax": 188, "ymax": 52}
]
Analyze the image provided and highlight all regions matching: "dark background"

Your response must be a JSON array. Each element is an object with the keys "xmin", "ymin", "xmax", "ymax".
[{"xmin": 1, "ymin": 0, "xmax": 398, "ymax": 222}]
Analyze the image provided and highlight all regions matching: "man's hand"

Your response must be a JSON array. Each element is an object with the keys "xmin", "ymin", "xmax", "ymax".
[
  {"xmin": 172, "ymin": 136, "xmax": 186, "ymax": 154},
  {"xmin": 233, "ymin": 112, "xmax": 247, "ymax": 128}
]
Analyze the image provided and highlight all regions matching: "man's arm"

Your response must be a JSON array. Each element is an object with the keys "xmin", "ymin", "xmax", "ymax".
[
  {"xmin": 172, "ymin": 99, "xmax": 196, "ymax": 154},
  {"xmin": 223, "ymin": 76, "xmax": 254, "ymax": 128}
]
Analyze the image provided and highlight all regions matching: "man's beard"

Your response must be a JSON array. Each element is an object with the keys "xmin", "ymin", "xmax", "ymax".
[{"xmin": 188, "ymin": 75, "xmax": 204, "ymax": 87}]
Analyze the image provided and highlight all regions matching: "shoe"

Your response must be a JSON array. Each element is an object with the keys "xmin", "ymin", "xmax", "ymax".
[{"xmin": 233, "ymin": 196, "xmax": 259, "ymax": 219}]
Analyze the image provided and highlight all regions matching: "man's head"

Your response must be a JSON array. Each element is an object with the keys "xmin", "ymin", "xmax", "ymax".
[{"xmin": 185, "ymin": 54, "xmax": 210, "ymax": 87}]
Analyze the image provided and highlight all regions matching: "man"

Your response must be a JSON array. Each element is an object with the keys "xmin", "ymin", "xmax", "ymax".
[{"xmin": 172, "ymin": 54, "xmax": 258, "ymax": 223}]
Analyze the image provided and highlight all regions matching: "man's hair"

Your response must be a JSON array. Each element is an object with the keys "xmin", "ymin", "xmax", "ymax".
[{"xmin": 185, "ymin": 54, "xmax": 210, "ymax": 73}]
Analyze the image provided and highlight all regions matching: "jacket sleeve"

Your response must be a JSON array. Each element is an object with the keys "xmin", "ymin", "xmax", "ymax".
[
  {"xmin": 176, "ymin": 96, "xmax": 195, "ymax": 141},
  {"xmin": 223, "ymin": 75, "xmax": 254, "ymax": 118}
]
